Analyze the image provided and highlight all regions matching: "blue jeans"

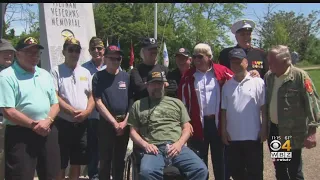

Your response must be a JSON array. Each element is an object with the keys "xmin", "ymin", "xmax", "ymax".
[
  {"xmin": 87, "ymin": 119, "xmax": 99, "ymax": 179},
  {"xmin": 139, "ymin": 144, "xmax": 208, "ymax": 180}
]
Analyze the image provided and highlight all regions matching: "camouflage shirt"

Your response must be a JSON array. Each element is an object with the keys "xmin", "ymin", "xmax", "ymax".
[{"xmin": 264, "ymin": 65, "xmax": 320, "ymax": 149}]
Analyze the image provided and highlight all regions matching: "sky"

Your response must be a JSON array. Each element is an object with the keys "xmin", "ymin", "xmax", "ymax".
[{"xmin": 7, "ymin": 3, "xmax": 320, "ymax": 44}]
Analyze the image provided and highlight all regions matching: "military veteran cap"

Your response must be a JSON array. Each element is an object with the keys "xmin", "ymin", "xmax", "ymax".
[
  {"xmin": 231, "ymin": 19, "xmax": 255, "ymax": 34},
  {"xmin": 175, "ymin": 48, "xmax": 191, "ymax": 57},
  {"xmin": 141, "ymin": 37, "xmax": 158, "ymax": 49},
  {"xmin": 0, "ymin": 39, "xmax": 16, "ymax": 52},
  {"xmin": 147, "ymin": 65, "xmax": 167, "ymax": 83},
  {"xmin": 104, "ymin": 45, "xmax": 123, "ymax": 56},
  {"xmin": 63, "ymin": 37, "xmax": 81, "ymax": 49},
  {"xmin": 89, "ymin": 37, "xmax": 104, "ymax": 49},
  {"xmin": 228, "ymin": 48, "xmax": 247, "ymax": 60},
  {"xmin": 15, "ymin": 37, "xmax": 44, "ymax": 51}
]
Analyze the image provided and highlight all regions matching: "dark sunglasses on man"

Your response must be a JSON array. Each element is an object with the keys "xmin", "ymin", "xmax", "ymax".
[
  {"xmin": 68, "ymin": 47, "xmax": 81, "ymax": 54},
  {"xmin": 106, "ymin": 56, "xmax": 122, "ymax": 62},
  {"xmin": 90, "ymin": 47, "xmax": 104, "ymax": 51},
  {"xmin": 192, "ymin": 54, "xmax": 203, "ymax": 59}
]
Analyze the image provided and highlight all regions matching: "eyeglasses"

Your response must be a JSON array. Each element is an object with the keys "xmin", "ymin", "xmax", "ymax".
[
  {"xmin": 106, "ymin": 56, "xmax": 122, "ymax": 62},
  {"xmin": 90, "ymin": 47, "xmax": 103, "ymax": 51},
  {"xmin": 68, "ymin": 48, "xmax": 81, "ymax": 54},
  {"xmin": 192, "ymin": 54, "xmax": 204, "ymax": 59},
  {"xmin": 20, "ymin": 50, "xmax": 42, "ymax": 57}
]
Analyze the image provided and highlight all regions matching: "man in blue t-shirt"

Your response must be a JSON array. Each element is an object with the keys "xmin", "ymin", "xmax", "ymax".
[{"xmin": 92, "ymin": 45, "xmax": 132, "ymax": 180}]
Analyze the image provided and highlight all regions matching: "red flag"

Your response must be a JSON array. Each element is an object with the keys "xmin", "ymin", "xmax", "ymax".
[{"xmin": 129, "ymin": 41, "xmax": 134, "ymax": 68}]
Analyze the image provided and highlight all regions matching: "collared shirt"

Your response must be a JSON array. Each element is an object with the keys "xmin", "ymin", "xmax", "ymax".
[
  {"xmin": 0, "ymin": 61, "xmax": 58, "ymax": 125},
  {"xmin": 221, "ymin": 73, "xmax": 265, "ymax": 141},
  {"xmin": 194, "ymin": 68, "xmax": 219, "ymax": 125},
  {"xmin": 51, "ymin": 63, "xmax": 92, "ymax": 122},
  {"xmin": 82, "ymin": 59, "xmax": 106, "ymax": 120},
  {"xmin": 270, "ymin": 66, "xmax": 291, "ymax": 124}
]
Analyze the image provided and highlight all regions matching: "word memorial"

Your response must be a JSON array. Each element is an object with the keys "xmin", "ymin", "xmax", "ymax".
[{"xmin": 269, "ymin": 136, "xmax": 292, "ymax": 162}]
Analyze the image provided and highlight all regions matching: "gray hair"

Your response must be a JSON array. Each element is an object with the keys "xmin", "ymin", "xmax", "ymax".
[
  {"xmin": 140, "ymin": 48, "xmax": 145, "ymax": 60},
  {"xmin": 269, "ymin": 45, "xmax": 292, "ymax": 65}
]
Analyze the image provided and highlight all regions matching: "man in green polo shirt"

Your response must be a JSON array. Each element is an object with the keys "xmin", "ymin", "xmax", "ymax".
[{"xmin": 0, "ymin": 37, "xmax": 60, "ymax": 180}]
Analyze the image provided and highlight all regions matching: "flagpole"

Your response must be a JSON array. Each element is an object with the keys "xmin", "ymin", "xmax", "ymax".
[
  {"xmin": 0, "ymin": 3, "xmax": 6, "ymax": 39},
  {"xmin": 154, "ymin": 3, "xmax": 157, "ymax": 40}
]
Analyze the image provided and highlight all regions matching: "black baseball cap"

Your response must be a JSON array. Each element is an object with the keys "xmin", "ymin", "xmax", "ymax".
[
  {"xmin": 141, "ymin": 37, "xmax": 158, "ymax": 49},
  {"xmin": 147, "ymin": 65, "xmax": 167, "ymax": 83},
  {"xmin": 228, "ymin": 48, "xmax": 247, "ymax": 60},
  {"xmin": 63, "ymin": 37, "xmax": 81, "ymax": 50},
  {"xmin": 15, "ymin": 37, "xmax": 44, "ymax": 51},
  {"xmin": 175, "ymin": 47, "xmax": 191, "ymax": 57},
  {"xmin": 104, "ymin": 45, "xmax": 123, "ymax": 56}
]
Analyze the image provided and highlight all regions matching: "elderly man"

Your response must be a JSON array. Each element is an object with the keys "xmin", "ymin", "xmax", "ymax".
[
  {"xmin": 128, "ymin": 66, "xmax": 208, "ymax": 180},
  {"xmin": 265, "ymin": 45, "xmax": 320, "ymax": 180},
  {"xmin": 221, "ymin": 48, "xmax": 267, "ymax": 180},
  {"xmin": 0, "ymin": 38, "xmax": 16, "ymax": 179},
  {"xmin": 82, "ymin": 36, "xmax": 106, "ymax": 180},
  {"xmin": 130, "ymin": 38, "xmax": 173, "ymax": 101},
  {"xmin": 219, "ymin": 19, "xmax": 268, "ymax": 79},
  {"xmin": 51, "ymin": 37, "xmax": 94, "ymax": 180},
  {"xmin": 93, "ymin": 45, "xmax": 131, "ymax": 180},
  {"xmin": 178, "ymin": 43, "xmax": 234, "ymax": 180},
  {"xmin": 167, "ymin": 47, "xmax": 192, "ymax": 98},
  {"xmin": 0, "ymin": 37, "xmax": 60, "ymax": 179}
]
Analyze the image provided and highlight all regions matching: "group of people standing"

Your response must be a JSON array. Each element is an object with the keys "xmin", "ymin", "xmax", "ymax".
[{"xmin": 0, "ymin": 18, "xmax": 319, "ymax": 180}]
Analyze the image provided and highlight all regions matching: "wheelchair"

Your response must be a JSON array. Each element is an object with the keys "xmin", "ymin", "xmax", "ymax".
[{"xmin": 123, "ymin": 145, "xmax": 202, "ymax": 180}]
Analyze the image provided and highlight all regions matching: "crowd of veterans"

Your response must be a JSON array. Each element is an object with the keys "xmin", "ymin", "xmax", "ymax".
[{"xmin": 0, "ymin": 18, "xmax": 319, "ymax": 180}]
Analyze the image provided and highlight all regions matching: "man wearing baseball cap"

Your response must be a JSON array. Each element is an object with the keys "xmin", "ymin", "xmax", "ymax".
[
  {"xmin": 93, "ymin": 45, "xmax": 131, "ymax": 180},
  {"xmin": 218, "ymin": 19, "xmax": 269, "ymax": 79},
  {"xmin": 221, "ymin": 48, "xmax": 267, "ymax": 180},
  {"xmin": 130, "ymin": 37, "xmax": 173, "ymax": 101},
  {"xmin": 0, "ymin": 36, "xmax": 60, "ymax": 179},
  {"xmin": 82, "ymin": 36, "xmax": 106, "ymax": 180},
  {"xmin": 167, "ymin": 48, "xmax": 192, "ymax": 98},
  {"xmin": 128, "ymin": 66, "xmax": 208, "ymax": 180},
  {"xmin": 51, "ymin": 37, "xmax": 94, "ymax": 180}
]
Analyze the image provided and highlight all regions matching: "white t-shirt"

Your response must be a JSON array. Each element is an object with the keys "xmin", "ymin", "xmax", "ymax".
[
  {"xmin": 221, "ymin": 74, "xmax": 265, "ymax": 141},
  {"xmin": 51, "ymin": 63, "xmax": 92, "ymax": 122}
]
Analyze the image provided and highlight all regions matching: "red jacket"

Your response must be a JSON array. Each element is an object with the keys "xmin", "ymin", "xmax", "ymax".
[{"xmin": 178, "ymin": 63, "xmax": 233, "ymax": 140}]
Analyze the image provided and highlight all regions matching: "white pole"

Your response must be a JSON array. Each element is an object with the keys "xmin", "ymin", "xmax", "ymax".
[{"xmin": 154, "ymin": 3, "xmax": 157, "ymax": 40}]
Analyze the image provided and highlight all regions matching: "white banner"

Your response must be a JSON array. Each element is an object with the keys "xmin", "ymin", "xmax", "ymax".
[
  {"xmin": 39, "ymin": 3, "xmax": 96, "ymax": 71},
  {"xmin": 163, "ymin": 42, "xmax": 169, "ymax": 67}
]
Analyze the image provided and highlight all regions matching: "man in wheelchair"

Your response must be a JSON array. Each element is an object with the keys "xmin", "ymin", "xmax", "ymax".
[{"xmin": 127, "ymin": 66, "xmax": 208, "ymax": 180}]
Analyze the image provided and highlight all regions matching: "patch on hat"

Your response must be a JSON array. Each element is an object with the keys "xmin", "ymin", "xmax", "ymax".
[
  {"xmin": 24, "ymin": 37, "xmax": 37, "ymax": 45},
  {"xmin": 150, "ymin": 38, "xmax": 156, "ymax": 44},
  {"xmin": 108, "ymin": 45, "xmax": 120, "ymax": 51},
  {"xmin": 152, "ymin": 72, "xmax": 161, "ymax": 78},
  {"xmin": 179, "ymin": 48, "xmax": 185, "ymax": 53}
]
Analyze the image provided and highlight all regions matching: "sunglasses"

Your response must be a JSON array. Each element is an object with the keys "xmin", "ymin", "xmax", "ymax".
[
  {"xmin": 106, "ymin": 56, "xmax": 122, "ymax": 62},
  {"xmin": 192, "ymin": 54, "xmax": 204, "ymax": 59},
  {"xmin": 90, "ymin": 47, "xmax": 103, "ymax": 51},
  {"xmin": 68, "ymin": 48, "xmax": 81, "ymax": 54}
]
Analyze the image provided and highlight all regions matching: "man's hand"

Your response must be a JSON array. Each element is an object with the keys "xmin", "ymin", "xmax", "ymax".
[
  {"xmin": 259, "ymin": 128, "xmax": 268, "ymax": 143},
  {"xmin": 249, "ymin": 70, "xmax": 260, "ymax": 78},
  {"xmin": 116, "ymin": 121, "xmax": 127, "ymax": 136},
  {"xmin": 221, "ymin": 130, "xmax": 231, "ymax": 145},
  {"xmin": 167, "ymin": 142, "xmax": 183, "ymax": 158},
  {"xmin": 304, "ymin": 127, "xmax": 317, "ymax": 149},
  {"xmin": 32, "ymin": 119, "xmax": 51, "ymax": 137},
  {"xmin": 164, "ymin": 82, "xmax": 169, "ymax": 87},
  {"xmin": 74, "ymin": 110, "xmax": 89, "ymax": 122},
  {"xmin": 143, "ymin": 143, "xmax": 159, "ymax": 155}
]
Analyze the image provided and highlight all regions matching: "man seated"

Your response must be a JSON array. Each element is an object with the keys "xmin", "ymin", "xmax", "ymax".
[{"xmin": 127, "ymin": 66, "xmax": 208, "ymax": 180}]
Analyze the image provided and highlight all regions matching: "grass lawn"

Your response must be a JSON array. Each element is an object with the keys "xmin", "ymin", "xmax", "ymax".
[{"xmin": 306, "ymin": 69, "xmax": 320, "ymax": 93}]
